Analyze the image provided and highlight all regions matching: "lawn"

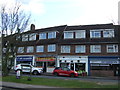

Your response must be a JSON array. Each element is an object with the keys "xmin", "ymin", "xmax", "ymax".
[{"xmin": 2, "ymin": 75, "xmax": 118, "ymax": 88}]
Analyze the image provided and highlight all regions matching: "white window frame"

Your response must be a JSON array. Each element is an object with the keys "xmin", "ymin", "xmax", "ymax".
[
  {"xmin": 36, "ymin": 45, "xmax": 44, "ymax": 52},
  {"xmin": 90, "ymin": 45, "xmax": 101, "ymax": 53},
  {"xmin": 75, "ymin": 30, "xmax": 86, "ymax": 38},
  {"xmin": 22, "ymin": 34, "xmax": 28, "ymax": 41},
  {"xmin": 90, "ymin": 30, "xmax": 101, "ymax": 38},
  {"xmin": 48, "ymin": 32, "xmax": 56, "ymax": 39},
  {"xmin": 107, "ymin": 44, "xmax": 118, "ymax": 53},
  {"xmin": 103, "ymin": 29, "xmax": 114, "ymax": 38},
  {"xmin": 48, "ymin": 44, "xmax": 56, "ymax": 52},
  {"xmin": 61, "ymin": 45, "xmax": 70, "ymax": 53},
  {"xmin": 75, "ymin": 45, "xmax": 86, "ymax": 53},
  {"xmin": 29, "ymin": 33, "xmax": 36, "ymax": 41},
  {"xmin": 64, "ymin": 31, "xmax": 74, "ymax": 39},
  {"xmin": 17, "ymin": 47, "xmax": 24, "ymax": 53},
  {"xmin": 27, "ymin": 46, "xmax": 34, "ymax": 53},
  {"xmin": 39, "ymin": 33, "xmax": 46, "ymax": 39}
]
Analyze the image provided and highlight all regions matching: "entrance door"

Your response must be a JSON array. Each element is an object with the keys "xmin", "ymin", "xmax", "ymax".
[
  {"xmin": 43, "ymin": 62, "xmax": 47, "ymax": 73},
  {"xmin": 71, "ymin": 63, "xmax": 74, "ymax": 70}
]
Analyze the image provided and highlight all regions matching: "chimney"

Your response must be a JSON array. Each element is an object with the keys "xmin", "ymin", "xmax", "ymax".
[{"xmin": 30, "ymin": 24, "xmax": 35, "ymax": 30}]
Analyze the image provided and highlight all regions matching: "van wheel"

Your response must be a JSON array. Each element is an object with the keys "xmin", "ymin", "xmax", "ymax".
[
  {"xmin": 33, "ymin": 70, "xmax": 38, "ymax": 75},
  {"xmin": 54, "ymin": 72, "xmax": 58, "ymax": 76},
  {"xmin": 70, "ymin": 73, "xmax": 75, "ymax": 77}
]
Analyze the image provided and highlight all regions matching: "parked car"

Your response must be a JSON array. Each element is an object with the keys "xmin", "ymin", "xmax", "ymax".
[
  {"xmin": 53, "ymin": 67, "xmax": 79, "ymax": 77},
  {"xmin": 14, "ymin": 64, "xmax": 43, "ymax": 75}
]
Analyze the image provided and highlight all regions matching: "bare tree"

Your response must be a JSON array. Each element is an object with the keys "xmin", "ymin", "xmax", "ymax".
[{"xmin": 0, "ymin": 3, "xmax": 31, "ymax": 76}]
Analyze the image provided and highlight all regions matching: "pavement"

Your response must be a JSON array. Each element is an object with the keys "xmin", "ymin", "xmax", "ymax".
[
  {"xmin": 1, "ymin": 73, "xmax": 119, "ymax": 89},
  {"xmin": 1, "ymin": 81, "xmax": 60, "ymax": 89}
]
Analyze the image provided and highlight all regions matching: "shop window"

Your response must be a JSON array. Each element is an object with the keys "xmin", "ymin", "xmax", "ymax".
[
  {"xmin": 48, "ymin": 62, "xmax": 55, "ymax": 67},
  {"xmin": 90, "ymin": 30, "xmax": 101, "ymax": 38},
  {"xmin": 75, "ymin": 30, "xmax": 86, "ymax": 38},
  {"xmin": 107, "ymin": 44, "xmax": 118, "ymax": 53},
  {"xmin": 90, "ymin": 45, "xmax": 101, "ymax": 53},
  {"xmin": 17, "ymin": 47, "xmax": 24, "ymax": 53},
  {"xmin": 22, "ymin": 34, "xmax": 28, "ymax": 41},
  {"xmin": 27, "ymin": 46, "xmax": 34, "ymax": 53},
  {"xmin": 103, "ymin": 29, "xmax": 114, "ymax": 38},
  {"xmin": 75, "ymin": 45, "xmax": 86, "ymax": 53},
  {"xmin": 39, "ymin": 33, "xmax": 46, "ymax": 39},
  {"xmin": 48, "ymin": 32, "xmax": 56, "ymax": 39},
  {"xmin": 29, "ymin": 33, "xmax": 36, "ymax": 41},
  {"xmin": 61, "ymin": 45, "xmax": 70, "ymax": 53},
  {"xmin": 36, "ymin": 45, "xmax": 44, "ymax": 52},
  {"xmin": 64, "ymin": 31, "xmax": 74, "ymax": 39},
  {"xmin": 36, "ymin": 62, "xmax": 43, "ymax": 67}
]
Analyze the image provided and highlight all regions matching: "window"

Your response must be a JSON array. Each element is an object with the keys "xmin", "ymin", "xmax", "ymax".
[
  {"xmin": 36, "ymin": 45, "xmax": 44, "ymax": 52},
  {"xmin": 61, "ymin": 46, "xmax": 70, "ymax": 53},
  {"xmin": 48, "ymin": 32, "xmax": 56, "ymax": 39},
  {"xmin": 17, "ymin": 47, "xmax": 24, "ymax": 53},
  {"xmin": 64, "ymin": 31, "xmax": 74, "ymax": 39},
  {"xmin": 27, "ymin": 46, "xmax": 34, "ymax": 53},
  {"xmin": 16, "ymin": 35, "xmax": 21, "ymax": 41},
  {"xmin": 90, "ymin": 30, "xmax": 101, "ymax": 38},
  {"xmin": 48, "ymin": 44, "xmax": 56, "ymax": 52},
  {"xmin": 90, "ymin": 45, "xmax": 101, "ymax": 53},
  {"xmin": 29, "ymin": 33, "xmax": 36, "ymax": 41},
  {"xmin": 103, "ymin": 29, "xmax": 114, "ymax": 38},
  {"xmin": 107, "ymin": 45, "xmax": 118, "ymax": 53},
  {"xmin": 39, "ymin": 33, "xmax": 46, "ymax": 39},
  {"xmin": 75, "ymin": 45, "xmax": 86, "ymax": 53},
  {"xmin": 22, "ymin": 34, "xmax": 28, "ymax": 41},
  {"xmin": 75, "ymin": 30, "xmax": 86, "ymax": 38}
]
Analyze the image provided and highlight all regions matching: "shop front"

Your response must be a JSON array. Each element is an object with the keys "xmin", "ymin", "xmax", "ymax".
[
  {"xmin": 35, "ymin": 57, "xmax": 56, "ymax": 73},
  {"xmin": 89, "ymin": 56, "xmax": 120, "ymax": 76},
  {"xmin": 56, "ymin": 55, "xmax": 90, "ymax": 75}
]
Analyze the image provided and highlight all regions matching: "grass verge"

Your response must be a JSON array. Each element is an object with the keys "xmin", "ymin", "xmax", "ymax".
[{"xmin": 2, "ymin": 75, "xmax": 118, "ymax": 88}]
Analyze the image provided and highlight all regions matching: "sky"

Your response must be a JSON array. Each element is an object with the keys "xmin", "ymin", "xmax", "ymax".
[{"xmin": 0, "ymin": 0, "xmax": 120, "ymax": 29}]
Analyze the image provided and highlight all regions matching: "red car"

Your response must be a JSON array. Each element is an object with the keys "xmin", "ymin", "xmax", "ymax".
[{"xmin": 53, "ymin": 67, "xmax": 79, "ymax": 77}]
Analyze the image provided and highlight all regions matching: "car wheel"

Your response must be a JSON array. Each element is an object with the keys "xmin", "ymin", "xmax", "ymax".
[
  {"xmin": 70, "ymin": 73, "xmax": 75, "ymax": 77},
  {"xmin": 54, "ymin": 72, "xmax": 58, "ymax": 76},
  {"xmin": 33, "ymin": 70, "xmax": 38, "ymax": 75}
]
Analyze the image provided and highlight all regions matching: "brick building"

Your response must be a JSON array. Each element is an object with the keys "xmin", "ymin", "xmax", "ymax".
[{"xmin": 4, "ymin": 23, "xmax": 120, "ymax": 76}]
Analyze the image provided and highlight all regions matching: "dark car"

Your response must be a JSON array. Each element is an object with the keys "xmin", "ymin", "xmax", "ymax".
[{"xmin": 53, "ymin": 67, "xmax": 78, "ymax": 77}]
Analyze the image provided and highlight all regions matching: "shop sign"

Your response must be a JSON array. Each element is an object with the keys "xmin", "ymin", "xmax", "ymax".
[
  {"xmin": 16, "ymin": 56, "xmax": 33, "ymax": 61},
  {"xmin": 36, "ymin": 57, "xmax": 55, "ymax": 61}
]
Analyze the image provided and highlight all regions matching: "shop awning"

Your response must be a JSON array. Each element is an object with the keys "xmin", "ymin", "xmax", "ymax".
[{"xmin": 36, "ymin": 57, "xmax": 55, "ymax": 61}]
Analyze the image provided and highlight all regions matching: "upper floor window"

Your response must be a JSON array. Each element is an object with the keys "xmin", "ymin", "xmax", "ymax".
[
  {"xmin": 29, "ymin": 33, "xmax": 36, "ymax": 41},
  {"xmin": 75, "ymin": 45, "xmax": 86, "ymax": 53},
  {"xmin": 64, "ymin": 31, "xmax": 74, "ymax": 39},
  {"xmin": 17, "ymin": 47, "xmax": 24, "ymax": 53},
  {"xmin": 22, "ymin": 34, "xmax": 28, "ymax": 41},
  {"xmin": 61, "ymin": 45, "xmax": 70, "ymax": 53},
  {"xmin": 39, "ymin": 33, "xmax": 46, "ymax": 39},
  {"xmin": 107, "ymin": 44, "xmax": 118, "ymax": 53},
  {"xmin": 16, "ymin": 35, "xmax": 21, "ymax": 41},
  {"xmin": 90, "ymin": 30, "xmax": 101, "ymax": 38},
  {"xmin": 48, "ymin": 44, "xmax": 56, "ymax": 52},
  {"xmin": 27, "ymin": 46, "xmax": 34, "ymax": 53},
  {"xmin": 103, "ymin": 29, "xmax": 114, "ymax": 38},
  {"xmin": 48, "ymin": 32, "xmax": 56, "ymax": 39},
  {"xmin": 75, "ymin": 30, "xmax": 86, "ymax": 38},
  {"xmin": 90, "ymin": 45, "xmax": 101, "ymax": 53},
  {"xmin": 36, "ymin": 45, "xmax": 44, "ymax": 52}
]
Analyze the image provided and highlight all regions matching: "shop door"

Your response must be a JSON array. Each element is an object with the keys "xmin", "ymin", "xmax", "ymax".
[
  {"xmin": 71, "ymin": 63, "xmax": 74, "ymax": 70},
  {"xmin": 43, "ymin": 62, "xmax": 47, "ymax": 73}
]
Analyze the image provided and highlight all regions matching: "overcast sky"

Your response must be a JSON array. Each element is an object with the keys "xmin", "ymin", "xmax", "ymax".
[{"xmin": 0, "ymin": 0, "xmax": 119, "ymax": 29}]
